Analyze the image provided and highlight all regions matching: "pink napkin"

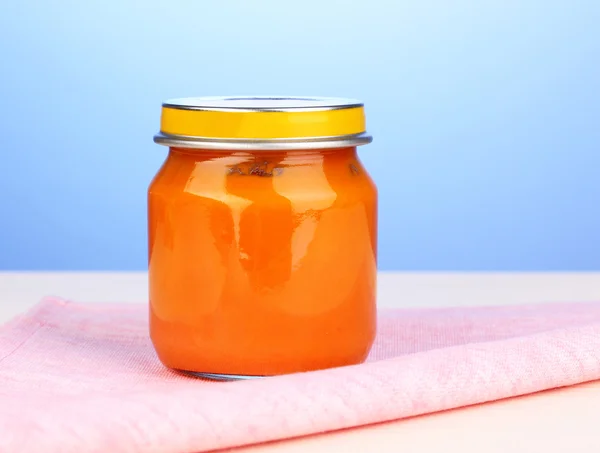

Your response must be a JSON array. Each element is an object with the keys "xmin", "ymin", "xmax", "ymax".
[{"xmin": 2, "ymin": 298, "xmax": 600, "ymax": 453}]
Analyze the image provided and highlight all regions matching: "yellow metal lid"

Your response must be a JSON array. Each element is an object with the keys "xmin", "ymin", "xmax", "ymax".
[{"xmin": 154, "ymin": 96, "xmax": 372, "ymax": 150}]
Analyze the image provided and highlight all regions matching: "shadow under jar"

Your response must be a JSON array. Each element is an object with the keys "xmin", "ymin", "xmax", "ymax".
[{"xmin": 149, "ymin": 96, "xmax": 377, "ymax": 379}]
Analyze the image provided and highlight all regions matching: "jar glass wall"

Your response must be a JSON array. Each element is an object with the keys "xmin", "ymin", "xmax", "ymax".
[{"xmin": 148, "ymin": 146, "xmax": 377, "ymax": 376}]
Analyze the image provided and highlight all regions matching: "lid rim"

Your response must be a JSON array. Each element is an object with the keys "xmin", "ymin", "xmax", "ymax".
[
  {"xmin": 153, "ymin": 132, "xmax": 373, "ymax": 151},
  {"xmin": 162, "ymin": 96, "xmax": 364, "ymax": 113}
]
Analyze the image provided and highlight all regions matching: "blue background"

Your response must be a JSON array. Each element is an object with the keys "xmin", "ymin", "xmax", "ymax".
[{"xmin": 1, "ymin": 1, "xmax": 599, "ymax": 271}]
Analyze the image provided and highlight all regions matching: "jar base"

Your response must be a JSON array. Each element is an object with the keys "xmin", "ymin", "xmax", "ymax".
[{"xmin": 181, "ymin": 370, "xmax": 265, "ymax": 381}]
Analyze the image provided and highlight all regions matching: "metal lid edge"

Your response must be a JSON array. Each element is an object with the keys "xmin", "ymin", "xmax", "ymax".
[
  {"xmin": 153, "ymin": 132, "xmax": 373, "ymax": 150},
  {"xmin": 161, "ymin": 96, "xmax": 364, "ymax": 113}
]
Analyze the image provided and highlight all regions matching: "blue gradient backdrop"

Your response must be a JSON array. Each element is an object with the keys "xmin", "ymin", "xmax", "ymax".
[{"xmin": 1, "ymin": 1, "xmax": 599, "ymax": 271}]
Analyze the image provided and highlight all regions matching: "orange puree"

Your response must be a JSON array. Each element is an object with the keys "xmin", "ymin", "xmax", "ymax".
[{"xmin": 148, "ymin": 147, "xmax": 377, "ymax": 375}]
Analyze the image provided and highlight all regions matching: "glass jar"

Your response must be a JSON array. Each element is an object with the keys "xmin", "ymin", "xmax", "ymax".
[{"xmin": 149, "ymin": 97, "xmax": 377, "ymax": 379}]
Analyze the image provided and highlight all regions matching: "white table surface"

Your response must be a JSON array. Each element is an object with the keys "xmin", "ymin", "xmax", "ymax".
[{"xmin": 1, "ymin": 272, "xmax": 600, "ymax": 452}]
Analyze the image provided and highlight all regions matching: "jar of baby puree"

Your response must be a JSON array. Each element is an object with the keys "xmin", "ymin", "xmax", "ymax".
[{"xmin": 149, "ymin": 96, "xmax": 377, "ymax": 379}]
